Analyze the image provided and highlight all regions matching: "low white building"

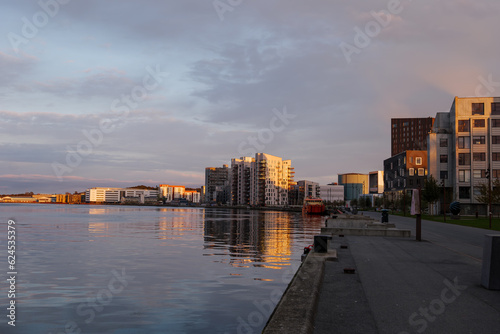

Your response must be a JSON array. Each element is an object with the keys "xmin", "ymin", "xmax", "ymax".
[
  {"xmin": 319, "ymin": 184, "xmax": 344, "ymax": 203},
  {"xmin": 85, "ymin": 188, "xmax": 122, "ymax": 203},
  {"xmin": 85, "ymin": 187, "xmax": 158, "ymax": 203}
]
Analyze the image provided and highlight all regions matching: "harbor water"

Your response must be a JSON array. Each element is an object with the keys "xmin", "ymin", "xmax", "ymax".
[{"xmin": 0, "ymin": 204, "xmax": 323, "ymax": 334}]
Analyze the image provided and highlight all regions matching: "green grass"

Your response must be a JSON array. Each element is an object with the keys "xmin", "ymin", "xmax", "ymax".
[{"xmin": 390, "ymin": 211, "xmax": 500, "ymax": 231}]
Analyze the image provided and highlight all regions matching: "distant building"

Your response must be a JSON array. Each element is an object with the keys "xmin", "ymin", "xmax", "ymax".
[
  {"xmin": 319, "ymin": 184, "xmax": 344, "ymax": 203},
  {"xmin": 184, "ymin": 190, "xmax": 201, "ymax": 203},
  {"xmin": 0, "ymin": 196, "xmax": 37, "ymax": 203},
  {"xmin": 369, "ymin": 171, "xmax": 384, "ymax": 194},
  {"xmin": 230, "ymin": 157, "xmax": 254, "ymax": 205},
  {"xmin": 290, "ymin": 180, "xmax": 320, "ymax": 205},
  {"xmin": 86, "ymin": 188, "xmax": 122, "ymax": 203},
  {"xmin": 338, "ymin": 173, "xmax": 369, "ymax": 201},
  {"xmin": 229, "ymin": 153, "xmax": 295, "ymax": 207},
  {"xmin": 85, "ymin": 187, "xmax": 158, "ymax": 203},
  {"xmin": 391, "ymin": 117, "xmax": 434, "ymax": 156},
  {"xmin": 253, "ymin": 153, "xmax": 294, "ymax": 206},
  {"xmin": 383, "ymin": 150, "xmax": 428, "ymax": 200},
  {"xmin": 205, "ymin": 165, "xmax": 229, "ymax": 204},
  {"xmin": 159, "ymin": 185, "xmax": 200, "ymax": 203}
]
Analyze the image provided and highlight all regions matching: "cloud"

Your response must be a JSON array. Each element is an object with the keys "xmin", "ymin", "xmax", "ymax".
[{"xmin": 2, "ymin": 0, "xmax": 500, "ymax": 193}]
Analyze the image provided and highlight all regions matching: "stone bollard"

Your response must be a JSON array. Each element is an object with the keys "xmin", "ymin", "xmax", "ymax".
[
  {"xmin": 481, "ymin": 234, "xmax": 500, "ymax": 290},
  {"xmin": 314, "ymin": 235, "xmax": 332, "ymax": 253}
]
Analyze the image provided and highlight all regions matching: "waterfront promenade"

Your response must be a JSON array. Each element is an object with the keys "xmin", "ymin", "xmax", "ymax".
[{"xmin": 265, "ymin": 212, "xmax": 500, "ymax": 334}]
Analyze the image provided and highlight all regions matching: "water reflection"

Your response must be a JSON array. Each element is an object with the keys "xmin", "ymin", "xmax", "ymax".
[{"xmin": 0, "ymin": 204, "xmax": 323, "ymax": 334}]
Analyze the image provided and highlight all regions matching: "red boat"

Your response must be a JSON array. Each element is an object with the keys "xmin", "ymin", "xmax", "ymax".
[{"xmin": 302, "ymin": 198, "xmax": 326, "ymax": 215}]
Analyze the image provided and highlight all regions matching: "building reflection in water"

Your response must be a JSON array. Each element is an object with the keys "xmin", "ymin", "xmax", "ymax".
[
  {"xmin": 203, "ymin": 209, "xmax": 322, "ymax": 270},
  {"xmin": 84, "ymin": 207, "xmax": 323, "ymax": 271}
]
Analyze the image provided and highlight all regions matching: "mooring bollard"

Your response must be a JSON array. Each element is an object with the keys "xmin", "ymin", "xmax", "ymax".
[{"xmin": 314, "ymin": 235, "xmax": 332, "ymax": 253}]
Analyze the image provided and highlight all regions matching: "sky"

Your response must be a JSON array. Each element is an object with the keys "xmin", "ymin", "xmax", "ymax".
[{"xmin": 1, "ymin": 0, "xmax": 500, "ymax": 194}]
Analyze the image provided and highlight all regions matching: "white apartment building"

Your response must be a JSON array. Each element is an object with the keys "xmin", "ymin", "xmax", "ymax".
[
  {"xmin": 184, "ymin": 190, "xmax": 201, "ymax": 203},
  {"xmin": 428, "ymin": 96, "xmax": 500, "ymax": 214},
  {"xmin": 159, "ymin": 184, "xmax": 200, "ymax": 203},
  {"xmin": 85, "ymin": 187, "xmax": 159, "ymax": 203},
  {"xmin": 230, "ymin": 153, "xmax": 294, "ymax": 207},
  {"xmin": 85, "ymin": 188, "xmax": 122, "ymax": 203}
]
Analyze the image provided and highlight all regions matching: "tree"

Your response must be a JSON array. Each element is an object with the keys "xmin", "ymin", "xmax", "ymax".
[
  {"xmin": 350, "ymin": 198, "xmax": 358, "ymax": 207},
  {"xmin": 422, "ymin": 175, "xmax": 440, "ymax": 214},
  {"xmin": 422, "ymin": 175, "xmax": 440, "ymax": 203},
  {"xmin": 475, "ymin": 179, "xmax": 500, "ymax": 204}
]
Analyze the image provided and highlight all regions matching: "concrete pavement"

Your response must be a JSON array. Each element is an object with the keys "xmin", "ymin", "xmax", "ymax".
[
  {"xmin": 264, "ymin": 213, "xmax": 500, "ymax": 333},
  {"xmin": 314, "ymin": 214, "xmax": 500, "ymax": 334}
]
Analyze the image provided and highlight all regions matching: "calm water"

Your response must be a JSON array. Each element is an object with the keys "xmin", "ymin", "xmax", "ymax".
[{"xmin": 0, "ymin": 204, "xmax": 323, "ymax": 334}]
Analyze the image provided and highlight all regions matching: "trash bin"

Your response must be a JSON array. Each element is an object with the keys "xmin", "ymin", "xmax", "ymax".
[
  {"xmin": 314, "ymin": 235, "xmax": 333, "ymax": 253},
  {"xmin": 381, "ymin": 209, "xmax": 389, "ymax": 223}
]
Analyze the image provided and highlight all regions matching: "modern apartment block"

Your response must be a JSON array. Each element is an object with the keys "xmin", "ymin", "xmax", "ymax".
[
  {"xmin": 230, "ymin": 157, "xmax": 254, "ymax": 205},
  {"xmin": 391, "ymin": 117, "xmax": 435, "ymax": 156},
  {"xmin": 290, "ymin": 180, "xmax": 320, "ymax": 205},
  {"xmin": 428, "ymin": 96, "xmax": 500, "ymax": 213},
  {"xmin": 159, "ymin": 185, "xmax": 186, "ymax": 202},
  {"xmin": 254, "ymin": 153, "xmax": 294, "ymax": 206},
  {"xmin": 205, "ymin": 165, "xmax": 229, "ymax": 204},
  {"xmin": 383, "ymin": 151, "xmax": 428, "ymax": 198},
  {"xmin": 230, "ymin": 153, "xmax": 294, "ymax": 207}
]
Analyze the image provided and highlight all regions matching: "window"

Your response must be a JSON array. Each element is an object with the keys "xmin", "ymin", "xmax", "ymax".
[
  {"xmin": 440, "ymin": 155, "xmax": 448, "ymax": 163},
  {"xmin": 494, "ymin": 136, "xmax": 500, "ymax": 144},
  {"xmin": 440, "ymin": 138, "xmax": 448, "ymax": 147},
  {"xmin": 459, "ymin": 170, "xmax": 471, "ymax": 182},
  {"xmin": 473, "ymin": 152, "xmax": 486, "ymax": 161},
  {"xmin": 410, "ymin": 157, "xmax": 414, "ymax": 163},
  {"xmin": 459, "ymin": 187, "xmax": 471, "ymax": 199},
  {"xmin": 474, "ymin": 119, "xmax": 485, "ymax": 127},
  {"xmin": 472, "ymin": 103, "xmax": 484, "ymax": 115},
  {"xmin": 409, "ymin": 168, "xmax": 414, "ymax": 176},
  {"xmin": 492, "ymin": 103, "xmax": 500, "ymax": 115},
  {"xmin": 416, "ymin": 157, "xmax": 422, "ymax": 165},
  {"xmin": 473, "ymin": 136, "xmax": 485, "ymax": 144},
  {"xmin": 458, "ymin": 120, "xmax": 470, "ymax": 132},
  {"xmin": 473, "ymin": 170, "xmax": 486, "ymax": 179},
  {"xmin": 418, "ymin": 168, "xmax": 425, "ymax": 176},
  {"xmin": 409, "ymin": 179, "xmax": 413, "ymax": 186},
  {"xmin": 493, "ymin": 170, "xmax": 500, "ymax": 178},
  {"xmin": 440, "ymin": 171, "xmax": 448, "ymax": 179},
  {"xmin": 493, "ymin": 153, "xmax": 500, "ymax": 161},
  {"xmin": 458, "ymin": 136, "xmax": 470, "ymax": 149},
  {"xmin": 458, "ymin": 153, "xmax": 470, "ymax": 165},
  {"xmin": 493, "ymin": 119, "xmax": 500, "ymax": 127}
]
